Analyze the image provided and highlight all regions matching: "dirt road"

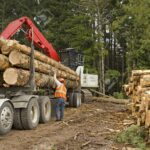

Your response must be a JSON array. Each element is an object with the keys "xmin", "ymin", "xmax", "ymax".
[{"xmin": 0, "ymin": 99, "xmax": 128, "ymax": 150}]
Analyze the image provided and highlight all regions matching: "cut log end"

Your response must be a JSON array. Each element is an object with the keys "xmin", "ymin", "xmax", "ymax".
[
  {"xmin": 3, "ymin": 68, "xmax": 18, "ymax": 85},
  {"xmin": 9, "ymin": 50, "xmax": 21, "ymax": 65}
]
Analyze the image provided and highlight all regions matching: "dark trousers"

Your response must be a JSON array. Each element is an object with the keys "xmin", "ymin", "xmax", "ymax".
[{"xmin": 55, "ymin": 98, "xmax": 65, "ymax": 120}]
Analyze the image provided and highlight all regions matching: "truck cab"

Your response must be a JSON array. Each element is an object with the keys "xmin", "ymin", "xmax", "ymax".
[
  {"xmin": 59, "ymin": 48, "xmax": 99, "ymax": 103},
  {"xmin": 59, "ymin": 48, "xmax": 99, "ymax": 89}
]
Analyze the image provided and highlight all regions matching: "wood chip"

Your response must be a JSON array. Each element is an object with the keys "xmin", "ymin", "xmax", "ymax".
[
  {"xmin": 105, "ymin": 128, "xmax": 120, "ymax": 133},
  {"xmin": 62, "ymin": 121, "xmax": 69, "ymax": 126},
  {"xmin": 111, "ymin": 146, "xmax": 119, "ymax": 150},
  {"xmin": 74, "ymin": 132, "xmax": 82, "ymax": 140},
  {"xmin": 81, "ymin": 141, "xmax": 91, "ymax": 147}
]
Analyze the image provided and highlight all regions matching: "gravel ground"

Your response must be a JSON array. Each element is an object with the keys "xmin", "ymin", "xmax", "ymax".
[{"xmin": 0, "ymin": 99, "xmax": 128, "ymax": 150}]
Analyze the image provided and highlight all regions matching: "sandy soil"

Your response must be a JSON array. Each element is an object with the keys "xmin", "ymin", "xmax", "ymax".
[{"xmin": 0, "ymin": 99, "xmax": 128, "ymax": 150}]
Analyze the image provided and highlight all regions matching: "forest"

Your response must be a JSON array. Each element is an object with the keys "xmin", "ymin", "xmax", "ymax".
[{"xmin": 0, "ymin": 0, "xmax": 149, "ymax": 96}]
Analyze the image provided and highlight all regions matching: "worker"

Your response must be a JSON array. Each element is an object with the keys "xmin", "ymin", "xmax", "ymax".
[{"xmin": 54, "ymin": 72, "xmax": 67, "ymax": 121}]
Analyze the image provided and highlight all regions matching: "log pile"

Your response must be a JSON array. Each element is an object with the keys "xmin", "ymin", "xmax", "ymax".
[
  {"xmin": 124, "ymin": 70, "xmax": 150, "ymax": 132},
  {"xmin": 0, "ymin": 38, "xmax": 80, "ymax": 88}
]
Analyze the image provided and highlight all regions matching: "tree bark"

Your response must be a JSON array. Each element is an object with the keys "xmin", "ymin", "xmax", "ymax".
[
  {"xmin": 124, "ymin": 70, "xmax": 150, "ymax": 130},
  {"xmin": 137, "ymin": 86, "xmax": 150, "ymax": 94},
  {"xmin": 132, "ymin": 70, "xmax": 150, "ymax": 76},
  {"xmin": 0, "ymin": 38, "xmax": 78, "ymax": 77},
  {"xmin": 145, "ymin": 110, "xmax": 150, "ymax": 128},
  {"xmin": 0, "ymin": 39, "xmax": 18, "ymax": 54},
  {"xmin": 92, "ymin": 97, "xmax": 129, "ymax": 104},
  {"xmin": 0, "ymin": 54, "xmax": 10, "ymax": 70},
  {"xmin": 140, "ymin": 75, "xmax": 150, "ymax": 87},
  {"xmin": 9, "ymin": 51, "xmax": 78, "ymax": 80},
  {"xmin": 3, "ymin": 68, "xmax": 79, "ymax": 88}
]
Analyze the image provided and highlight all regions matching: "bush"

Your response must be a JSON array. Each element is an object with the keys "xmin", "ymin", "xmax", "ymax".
[
  {"xmin": 116, "ymin": 125, "xmax": 148, "ymax": 150},
  {"xmin": 105, "ymin": 69, "xmax": 121, "ymax": 80},
  {"xmin": 113, "ymin": 92, "xmax": 125, "ymax": 99}
]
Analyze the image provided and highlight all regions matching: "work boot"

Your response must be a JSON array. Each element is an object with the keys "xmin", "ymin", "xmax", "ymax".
[
  {"xmin": 55, "ymin": 119, "xmax": 60, "ymax": 121},
  {"xmin": 55, "ymin": 119, "xmax": 62, "ymax": 121}
]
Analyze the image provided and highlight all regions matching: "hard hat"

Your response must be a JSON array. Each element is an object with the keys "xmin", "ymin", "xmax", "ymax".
[{"xmin": 59, "ymin": 78, "xmax": 65, "ymax": 82}]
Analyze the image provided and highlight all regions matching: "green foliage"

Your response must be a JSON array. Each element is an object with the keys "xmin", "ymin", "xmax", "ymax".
[
  {"xmin": 116, "ymin": 125, "xmax": 148, "ymax": 150},
  {"xmin": 113, "ymin": 92, "xmax": 124, "ymax": 99},
  {"xmin": 112, "ymin": 0, "xmax": 150, "ymax": 70},
  {"xmin": 50, "ymin": 145, "xmax": 57, "ymax": 150},
  {"xmin": 105, "ymin": 69, "xmax": 121, "ymax": 80},
  {"xmin": 0, "ymin": 0, "xmax": 149, "ymax": 93},
  {"xmin": 38, "ymin": 89, "xmax": 46, "ymax": 96},
  {"xmin": 84, "ymin": 66, "xmax": 98, "ymax": 74}
]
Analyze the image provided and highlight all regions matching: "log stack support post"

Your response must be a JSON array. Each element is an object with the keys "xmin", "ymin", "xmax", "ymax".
[{"xmin": 28, "ymin": 30, "xmax": 36, "ymax": 91}]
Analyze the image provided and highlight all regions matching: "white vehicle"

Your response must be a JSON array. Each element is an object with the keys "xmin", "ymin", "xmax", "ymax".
[
  {"xmin": 60, "ymin": 48, "xmax": 99, "ymax": 103},
  {"xmin": 76, "ymin": 66, "xmax": 99, "ymax": 88}
]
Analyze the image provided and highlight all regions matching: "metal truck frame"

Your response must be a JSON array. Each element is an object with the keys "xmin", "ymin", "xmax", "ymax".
[
  {"xmin": 0, "ymin": 42, "xmax": 81, "ymax": 134},
  {"xmin": 0, "ymin": 17, "xmax": 81, "ymax": 135}
]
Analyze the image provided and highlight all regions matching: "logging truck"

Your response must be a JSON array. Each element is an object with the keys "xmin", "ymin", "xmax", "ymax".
[{"xmin": 0, "ymin": 16, "xmax": 93, "ymax": 135}]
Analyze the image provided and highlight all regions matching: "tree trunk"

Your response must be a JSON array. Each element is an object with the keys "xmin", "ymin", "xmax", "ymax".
[
  {"xmin": 132, "ymin": 70, "xmax": 150, "ymax": 76},
  {"xmin": 124, "ymin": 70, "xmax": 150, "ymax": 132},
  {"xmin": 3, "ymin": 68, "xmax": 79, "ymax": 88},
  {"xmin": 145, "ymin": 110, "xmax": 150, "ymax": 128},
  {"xmin": 92, "ymin": 97, "xmax": 129, "ymax": 104},
  {"xmin": 0, "ymin": 38, "xmax": 77, "ymax": 77},
  {"xmin": 0, "ymin": 54, "xmax": 10, "ymax": 70},
  {"xmin": 9, "ymin": 51, "xmax": 78, "ymax": 80},
  {"xmin": 140, "ymin": 75, "xmax": 150, "ymax": 87},
  {"xmin": 137, "ymin": 86, "xmax": 150, "ymax": 94}
]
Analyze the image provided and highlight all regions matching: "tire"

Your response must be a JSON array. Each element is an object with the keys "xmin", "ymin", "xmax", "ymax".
[
  {"xmin": 81, "ymin": 92, "xmax": 85, "ymax": 103},
  {"xmin": 0, "ymin": 101, "xmax": 14, "ymax": 135},
  {"xmin": 21, "ymin": 98, "xmax": 40, "ymax": 130},
  {"xmin": 73, "ymin": 93, "xmax": 81, "ymax": 108},
  {"xmin": 13, "ymin": 109, "xmax": 23, "ymax": 129},
  {"xmin": 68, "ymin": 93, "xmax": 74, "ymax": 107},
  {"xmin": 38, "ymin": 96, "xmax": 51, "ymax": 123},
  {"xmin": 81, "ymin": 90, "xmax": 93, "ymax": 103}
]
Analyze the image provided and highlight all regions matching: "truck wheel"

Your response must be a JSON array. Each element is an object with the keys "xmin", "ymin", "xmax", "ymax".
[
  {"xmin": 81, "ymin": 89, "xmax": 93, "ymax": 103},
  {"xmin": 0, "ymin": 102, "xmax": 13, "ymax": 135},
  {"xmin": 68, "ymin": 93, "xmax": 74, "ymax": 107},
  {"xmin": 21, "ymin": 98, "xmax": 40, "ymax": 130},
  {"xmin": 81, "ymin": 92, "xmax": 85, "ymax": 103},
  {"xmin": 38, "ymin": 96, "xmax": 51, "ymax": 123},
  {"xmin": 73, "ymin": 93, "xmax": 81, "ymax": 108},
  {"xmin": 13, "ymin": 109, "xmax": 23, "ymax": 129}
]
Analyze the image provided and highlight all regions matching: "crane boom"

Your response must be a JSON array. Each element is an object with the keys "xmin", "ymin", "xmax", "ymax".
[{"xmin": 0, "ymin": 16, "xmax": 60, "ymax": 61}]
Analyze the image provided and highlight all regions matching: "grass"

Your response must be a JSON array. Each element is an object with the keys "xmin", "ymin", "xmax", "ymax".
[{"xmin": 116, "ymin": 125, "xmax": 149, "ymax": 150}]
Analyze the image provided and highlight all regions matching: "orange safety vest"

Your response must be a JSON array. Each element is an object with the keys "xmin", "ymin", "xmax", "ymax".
[{"xmin": 54, "ymin": 84, "xmax": 67, "ymax": 100}]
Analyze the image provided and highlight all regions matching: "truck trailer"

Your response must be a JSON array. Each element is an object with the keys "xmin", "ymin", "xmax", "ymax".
[
  {"xmin": 0, "ymin": 16, "xmax": 99, "ymax": 135},
  {"xmin": 0, "ymin": 16, "xmax": 82, "ymax": 135}
]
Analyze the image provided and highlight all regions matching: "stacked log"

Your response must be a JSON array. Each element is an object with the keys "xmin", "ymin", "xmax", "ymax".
[
  {"xmin": 0, "ymin": 54, "xmax": 10, "ymax": 70},
  {"xmin": 124, "ymin": 70, "xmax": 150, "ymax": 132},
  {"xmin": 0, "ymin": 38, "xmax": 80, "ymax": 88}
]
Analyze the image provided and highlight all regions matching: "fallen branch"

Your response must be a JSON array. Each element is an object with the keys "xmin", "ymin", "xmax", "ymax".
[
  {"xmin": 81, "ymin": 141, "xmax": 91, "ymax": 147},
  {"xmin": 74, "ymin": 132, "xmax": 82, "ymax": 140},
  {"xmin": 92, "ymin": 97, "xmax": 129, "ymax": 104},
  {"xmin": 90, "ymin": 89, "xmax": 115, "ymax": 99},
  {"xmin": 97, "ymin": 132, "xmax": 112, "ymax": 135},
  {"xmin": 62, "ymin": 121, "xmax": 69, "ymax": 126},
  {"xmin": 123, "ymin": 119, "xmax": 135, "ymax": 126},
  {"xmin": 105, "ymin": 128, "xmax": 120, "ymax": 133},
  {"xmin": 111, "ymin": 146, "xmax": 119, "ymax": 150}
]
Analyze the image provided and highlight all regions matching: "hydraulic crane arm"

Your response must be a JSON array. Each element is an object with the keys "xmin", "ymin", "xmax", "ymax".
[{"xmin": 0, "ymin": 16, "xmax": 60, "ymax": 61}]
